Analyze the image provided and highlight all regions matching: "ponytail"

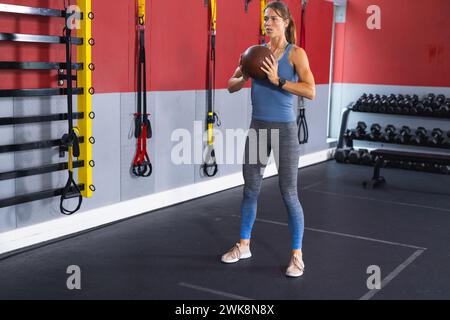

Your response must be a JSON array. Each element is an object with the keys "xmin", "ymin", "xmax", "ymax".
[{"xmin": 285, "ymin": 14, "xmax": 297, "ymax": 44}]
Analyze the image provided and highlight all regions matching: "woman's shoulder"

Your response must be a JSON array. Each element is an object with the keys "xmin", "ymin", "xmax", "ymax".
[
  {"xmin": 289, "ymin": 44, "xmax": 306, "ymax": 55},
  {"xmin": 288, "ymin": 45, "xmax": 306, "ymax": 64}
]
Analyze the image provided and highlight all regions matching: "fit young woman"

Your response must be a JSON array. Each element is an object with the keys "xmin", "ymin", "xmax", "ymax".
[{"xmin": 222, "ymin": 1, "xmax": 315, "ymax": 277}]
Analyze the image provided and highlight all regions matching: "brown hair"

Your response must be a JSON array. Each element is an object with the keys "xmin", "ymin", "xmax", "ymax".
[{"xmin": 265, "ymin": 1, "xmax": 297, "ymax": 45}]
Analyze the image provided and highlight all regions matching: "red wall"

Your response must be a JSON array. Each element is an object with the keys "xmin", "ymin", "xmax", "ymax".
[
  {"xmin": 0, "ymin": 0, "xmax": 333, "ymax": 93},
  {"xmin": 333, "ymin": 0, "xmax": 450, "ymax": 87}
]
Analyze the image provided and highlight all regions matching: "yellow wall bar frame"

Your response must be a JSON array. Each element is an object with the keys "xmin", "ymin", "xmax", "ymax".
[{"xmin": 76, "ymin": 0, "xmax": 93, "ymax": 198}]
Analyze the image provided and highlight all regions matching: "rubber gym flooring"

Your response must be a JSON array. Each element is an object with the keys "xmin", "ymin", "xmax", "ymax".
[{"xmin": 1, "ymin": 160, "xmax": 449, "ymax": 300}]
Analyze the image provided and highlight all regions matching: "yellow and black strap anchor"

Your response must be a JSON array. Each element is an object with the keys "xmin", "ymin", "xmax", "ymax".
[
  {"xmin": 260, "ymin": 0, "xmax": 267, "ymax": 44},
  {"xmin": 202, "ymin": 0, "xmax": 221, "ymax": 178},
  {"xmin": 132, "ymin": 0, "xmax": 153, "ymax": 177},
  {"xmin": 60, "ymin": 0, "xmax": 82, "ymax": 215}
]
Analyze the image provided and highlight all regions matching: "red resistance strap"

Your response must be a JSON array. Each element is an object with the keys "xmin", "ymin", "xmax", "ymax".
[{"xmin": 132, "ymin": 113, "xmax": 152, "ymax": 177}]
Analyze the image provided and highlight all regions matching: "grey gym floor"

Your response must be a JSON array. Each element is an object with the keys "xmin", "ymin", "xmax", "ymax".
[{"xmin": 0, "ymin": 160, "xmax": 449, "ymax": 300}]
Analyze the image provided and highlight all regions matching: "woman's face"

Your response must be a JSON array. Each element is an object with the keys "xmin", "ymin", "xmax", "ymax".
[{"xmin": 264, "ymin": 8, "xmax": 288, "ymax": 38}]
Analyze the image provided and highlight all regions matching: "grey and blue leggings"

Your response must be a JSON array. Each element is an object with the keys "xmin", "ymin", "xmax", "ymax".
[{"xmin": 241, "ymin": 119, "xmax": 304, "ymax": 250}]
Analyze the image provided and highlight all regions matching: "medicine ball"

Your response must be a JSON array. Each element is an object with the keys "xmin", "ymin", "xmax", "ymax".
[{"xmin": 241, "ymin": 45, "xmax": 272, "ymax": 80}]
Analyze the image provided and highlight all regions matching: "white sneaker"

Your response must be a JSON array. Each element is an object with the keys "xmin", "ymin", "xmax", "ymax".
[
  {"xmin": 286, "ymin": 254, "xmax": 305, "ymax": 277},
  {"xmin": 221, "ymin": 243, "xmax": 252, "ymax": 263}
]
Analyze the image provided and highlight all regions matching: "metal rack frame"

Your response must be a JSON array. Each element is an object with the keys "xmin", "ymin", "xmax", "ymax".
[{"xmin": 0, "ymin": 0, "xmax": 94, "ymax": 209}]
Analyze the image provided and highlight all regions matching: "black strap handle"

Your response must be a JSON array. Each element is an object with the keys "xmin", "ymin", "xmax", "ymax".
[
  {"xmin": 297, "ymin": 107, "xmax": 309, "ymax": 144},
  {"xmin": 203, "ymin": 148, "xmax": 218, "ymax": 177},
  {"xmin": 60, "ymin": 171, "xmax": 82, "ymax": 215}
]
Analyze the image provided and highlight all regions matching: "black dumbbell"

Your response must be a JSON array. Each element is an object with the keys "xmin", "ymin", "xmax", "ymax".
[
  {"xmin": 335, "ymin": 148, "xmax": 351, "ymax": 163},
  {"xmin": 394, "ymin": 100, "xmax": 403, "ymax": 114},
  {"xmin": 402, "ymin": 160, "xmax": 414, "ymax": 170},
  {"xmin": 428, "ymin": 128, "xmax": 444, "ymax": 146},
  {"xmin": 352, "ymin": 100, "xmax": 363, "ymax": 111},
  {"xmin": 348, "ymin": 148, "xmax": 369, "ymax": 164},
  {"xmin": 415, "ymin": 102, "xmax": 425, "ymax": 115},
  {"xmin": 348, "ymin": 122, "xmax": 367, "ymax": 139},
  {"xmin": 381, "ymin": 125, "xmax": 397, "ymax": 142},
  {"xmin": 442, "ymin": 131, "xmax": 450, "ymax": 148},
  {"xmin": 414, "ymin": 162, "xmax": 427, "ymax": 171},
  {"xmin": 362, "ymin": 98, "xmax": 373, "ymax": 112},
  {"xmin": 386, "ymin": 99, "xmax": 397, "ymax": 113},
  {"xmin": 410, "ymin": 127, "xmax": 428, "ymax": 145},
  {"xmin": 360, "ymin": 150, "xmax": 374, "ymax": 165},
  {"xmin": 379, "ymin": 98, "xmax": 388, "ymax": 113},
  {"xmin": 408, "ymin": 102, "xmax": 418, "ymax": 115},
  {"xmin": 394, "ymin": 126, "xmax": 411, "ymax": 144},
  {"xmin": 426, "ymin": 93, "xmax": 436, "ymax": 101},
  {"xmin": 423, "ymin": 101, "xmax": 434, "ymax": 116},
  {"xmin": 437, "ymin": 102, "xmax": 450, "ymax": 117},
  {"xmin": 440, "ymin": 165, "xmax": 450, "ymax": 174},
  {"xmin": 369, "ymin": 123, "xmax": 382, "ymax": 140},
  {"xmin": 431, "ymin": 100, "xmax": 442, "ymax": 116},
  {"xmin": 401, "ymin": 100, "xmax": 414, "ymax": 115},
  {"xmin": 372, "ymin": 98, "xmax": 382, "ymax": 113},
  {"xmin": 436, "ymin": 94, "xmax": 446, "ymax": 104}
]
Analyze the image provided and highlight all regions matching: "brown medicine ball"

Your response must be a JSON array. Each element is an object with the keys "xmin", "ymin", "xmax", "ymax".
[{"xmin": 241, "ymin": 45, "xmax": 272, "ymax": 80}]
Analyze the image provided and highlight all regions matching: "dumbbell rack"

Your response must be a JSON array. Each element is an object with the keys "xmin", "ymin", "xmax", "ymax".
[
  {"xmin": 336, "ymin": 94, "xmax": 450, "ymax": 176},
  {"xmin": 0, "ymin": 1, "xmax": 94, "ymax": 209}
]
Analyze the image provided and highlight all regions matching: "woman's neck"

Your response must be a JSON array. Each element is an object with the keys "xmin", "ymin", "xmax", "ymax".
[{"xmin": 269, "ymin": 36, "xmax": 289, "ymax": 50}]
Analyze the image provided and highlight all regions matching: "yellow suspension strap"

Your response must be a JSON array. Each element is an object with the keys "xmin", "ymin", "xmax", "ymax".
[
  {"xmin": 260, "ymin": 0, "xmax": 267, "ymax": 44},
  {"xmin": 132, "ymin": 0, "xmax": 153, "ymax": 177},
  {"xmin": 203, "ymin": 0, "xmax": 220, "ymax": 177},
  {"xmin": 60, "ymin": 0, "xmax": 82, "ymax": 215}
]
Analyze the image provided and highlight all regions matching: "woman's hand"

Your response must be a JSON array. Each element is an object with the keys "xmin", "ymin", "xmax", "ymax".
[{"xmin": 261, "ymin": 55, "xmax": 279, "ymax": 86}]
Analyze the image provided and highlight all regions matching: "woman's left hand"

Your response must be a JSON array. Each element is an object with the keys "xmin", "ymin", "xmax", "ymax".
[{"xmin": 261, "ymin": 55, "xmax": 279, "ymax": 86}]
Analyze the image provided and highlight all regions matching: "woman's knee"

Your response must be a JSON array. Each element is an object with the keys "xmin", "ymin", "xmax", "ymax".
[{"xmin": 243, "ymin": 188, "xmax": 260, "ymax": 199}]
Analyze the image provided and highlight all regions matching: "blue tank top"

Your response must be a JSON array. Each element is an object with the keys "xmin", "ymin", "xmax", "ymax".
[{"xmin": 251, "ymin": 43, "xmax": 298, "ymax": 122}]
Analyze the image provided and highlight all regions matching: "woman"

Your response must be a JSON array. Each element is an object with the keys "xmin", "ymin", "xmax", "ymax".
[{"xmin": 222, "ymin": 1, "xmax": 315, "ymax": 278}]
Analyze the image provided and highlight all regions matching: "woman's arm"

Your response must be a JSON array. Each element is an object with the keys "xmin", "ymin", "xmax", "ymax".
[
  {"xmin": 228, "ymin": 58, "xmax": 249, "ymax": 93},
  {"xmin": 261, "ymin": 46, "xmax": 316, "ymax": 100},
  {"xmin": 284, "ymin": 47, "xmax": 316, "ymax": 100}
]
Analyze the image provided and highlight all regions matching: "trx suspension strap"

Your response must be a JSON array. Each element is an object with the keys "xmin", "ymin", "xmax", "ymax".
[
  {"xmin": 244, "ymin": 0, "xmax": 252, "ymax": 13},
  {"xmin": 297, "ymin": 0, "xmax": 309, "ymax": 144},
  {"xmin": 132, "ymin": 0, "xmax": 153, "ymax": 177},
  {"xmin": 202, "ymin": 0, "xmax": 220, "ymax": 177},
  {"xmin": 60, "ymin": 0, "xmax": 82, "ymax": 215},
  {"xmin": 260, "ymin": 0, "xmax": 267, "ymax": 44}
]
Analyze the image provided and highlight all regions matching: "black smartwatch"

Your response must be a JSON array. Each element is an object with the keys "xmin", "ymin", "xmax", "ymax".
[{"xmin": 278, "ymin": 77, "xmax": 286, "ymax": 89}]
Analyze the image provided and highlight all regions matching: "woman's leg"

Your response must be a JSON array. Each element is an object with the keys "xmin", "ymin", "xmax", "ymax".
[
  {"xmin": 273, "ymin": 122, "xmax": 304, "ymax": 253},
  {"xmin": 240, "ymin": 120, "xmax": 270, "ymax": 245}
]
